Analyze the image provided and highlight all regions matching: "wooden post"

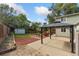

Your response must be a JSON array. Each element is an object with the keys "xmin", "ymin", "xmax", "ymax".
[
  {"xmin": 70, "ymin": 26, "xmax": 74, "ymax": 53},
  {"xmin": 50, "ymin": 27, "xmax": 51, "ymax": 39},
  {"xmin": 41, "ymin": 27, "xmax": 43, "ymax": 44}
]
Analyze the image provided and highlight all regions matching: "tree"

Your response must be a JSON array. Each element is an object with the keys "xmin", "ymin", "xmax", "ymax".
[
  {"xmin": 47, "ymin": 14, "xmax": 55, "ymax": 24},
  {"xmin": 30, "ymin": 22, "xmax": 41, "ymax": 33},
  {"xmin": 0, "ymin": 4, "xmax": 31, "ymax": 33},
  {"xmin": 0, "ymin": 4, "xmax": 18, "ymax": 32},
  {"xmin": 16, "ymin": 14, "xmax": 30, "ymax": 28},
  {"xmin": 16, "ymin": 14, "xmax": 31, "ymax": 33},
  {"xmin": 47, "ymin": 3, "xmax": 79, "ymax": 24},
  {"xmin": 52, "ymin": 3, "xmax": 79, "ymax": 16}
]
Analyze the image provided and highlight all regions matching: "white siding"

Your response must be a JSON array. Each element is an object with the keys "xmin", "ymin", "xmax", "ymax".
[
  {"xmin": 55, "ymin": 15, "xmax": 79, "ymax": 37},
  {"xmin": 56, "ymin": 15, "xmax": 79, "ymax": 24},
  {"xmin": 56, "ymin": 28, "xmax": 70, "ymax": 37},
  {"xmin": 66, "ymin": 15, "xmax": 79, "ymax": 24},
  {"xmin": 55, "ymin": 19, "xmax": 61, "ymax": 22}
]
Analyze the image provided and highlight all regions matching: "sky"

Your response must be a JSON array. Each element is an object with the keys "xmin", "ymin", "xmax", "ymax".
[
  {"xmin": 14, "ymin": 3, "xmax": 52, "ymax": 24},
  {"xmin": 5, "ymin": 3, "xmax": 79, "ymax": 24}
]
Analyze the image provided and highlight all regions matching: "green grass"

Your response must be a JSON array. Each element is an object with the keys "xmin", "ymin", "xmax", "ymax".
[{"xmin": 15, "ymin": 34, "xmax": 32, "ymax": 38}]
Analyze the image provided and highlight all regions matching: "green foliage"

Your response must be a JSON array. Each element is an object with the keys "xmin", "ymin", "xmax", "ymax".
[
  {"xmin": 30, "ymin": 22, "xmax": 41, "ymax": 33},
  {"xmin": 52, "ymin": 3, "xmax": 79, "ymax": 16},
  {"xmin": 47, "ymin": 15, "xmax": 55, "ymax": 24},
  {"xmin": 47, "ymin": 3, "xmax": 79, "ymax": 24},
  {"xmin": 0, "ymin": 4, "xmax": 41, "ymax": 33},
  {"xmin": 16, "ymin": 14, "xmax": 30, "ymax": 28},
  {"xmin": 0, "ymin": 4, "xmax": 17, "ymax": 28},
  {"xmin": 15, "ymin": 34, "xmax": 31, "ymax": 39},
  {"xmin": 0, "ymin": 4, "xmax": 31, "ymax": 30}
]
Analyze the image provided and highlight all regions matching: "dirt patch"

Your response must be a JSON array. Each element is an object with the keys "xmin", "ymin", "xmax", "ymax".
[{"xmin": 15, "ymin": 35, "xmax": 40, "ymax": 45}]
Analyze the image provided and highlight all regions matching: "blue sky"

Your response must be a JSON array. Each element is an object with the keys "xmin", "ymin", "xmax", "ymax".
[{"xmin": 16, "ymin": 3, "xmax": 52, "ymax": 23}]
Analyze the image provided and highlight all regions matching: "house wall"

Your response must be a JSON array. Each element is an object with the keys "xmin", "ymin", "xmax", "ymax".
[
  {"xmin": 56, "ymin": 28, "xmax": 70, "ymax": 37},
  {"xmin": 55, "ymin": 15, "xmax": 79, "ymax": 23},
  {"xmin": 55, "ymin": 15, "xmax": 79, "ymax": 37},
  {"xmin": 66, "ymin": 15, "xmax": 79, "ymax": 24}
]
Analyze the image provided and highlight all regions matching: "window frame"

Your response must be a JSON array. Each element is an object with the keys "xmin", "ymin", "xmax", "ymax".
[
  {"xmin": 61, "ymin": 18, "xmax": 66, "ymax": 22},
  {"xmin": 61, "ymin": 28, "xmax": 66, "ymax": 32}
]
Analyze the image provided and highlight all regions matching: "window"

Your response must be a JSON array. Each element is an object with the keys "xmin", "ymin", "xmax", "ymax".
[
  {"xmin": 61, "ymin": 18, "xmax": 66, "ymax": 22},
  {"xmin": 61, "ymin": 28, "xmax": 66, "ymax": 32},
  {"xmin": 61, "ymin": 18, "xmax": 64, "ymax": 21}
]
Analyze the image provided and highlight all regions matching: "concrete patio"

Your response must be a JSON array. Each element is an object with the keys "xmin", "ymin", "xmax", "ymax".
[{"xmin": 1, "ymin": 36, "xmax": 76, "ymax": 56}]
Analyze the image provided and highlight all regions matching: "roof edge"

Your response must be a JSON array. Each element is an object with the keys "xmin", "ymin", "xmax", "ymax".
[{"xmin": 54, "ymin": 12, "xmax": 79, "ymax": 19}]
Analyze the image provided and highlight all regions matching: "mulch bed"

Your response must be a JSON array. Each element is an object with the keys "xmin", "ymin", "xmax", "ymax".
[
  {"xmin": 15, "ymin": 35, "xmax": 40, "ymax": 45},
  {"xmin": 15, "ymin": 34, "xmax": 49, "ymax": 45}
]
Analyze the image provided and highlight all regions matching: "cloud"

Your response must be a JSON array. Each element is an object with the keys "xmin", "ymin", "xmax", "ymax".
[
  {"xmin": 1, "ymin": 3, "xmax": 27, "ymax": 14},
  {"xmin": 35, "ymin": 6, "xmax": 52, "ymax": 16}
]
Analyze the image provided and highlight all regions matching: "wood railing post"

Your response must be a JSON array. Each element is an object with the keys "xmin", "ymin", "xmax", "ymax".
[
  {"xmin": 70, "ymin": 26, "xmax": 74, "ymax": 53},
  {"xmin": 41, "ymin": 27, "xmax": 43, "ymax": 44},
  {"xmin": 50, "ymin": 27, "xmax": 51, "ymax": 39}
]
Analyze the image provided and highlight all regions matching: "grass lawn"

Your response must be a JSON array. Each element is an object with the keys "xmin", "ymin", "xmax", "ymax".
[{"xmin": 15, "ymin": 34, "xmax": 32, "ymax": 39}]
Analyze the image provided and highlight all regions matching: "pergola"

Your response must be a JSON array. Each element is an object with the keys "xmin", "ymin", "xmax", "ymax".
[{"xmin": 40, "ymin": 22, "xmax": 75, "ymax": 53}]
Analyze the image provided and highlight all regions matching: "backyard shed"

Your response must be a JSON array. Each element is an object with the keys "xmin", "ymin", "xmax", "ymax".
[{"xmin": 15, "ymin": 28, "xmax": 25, "ymax": 34}]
